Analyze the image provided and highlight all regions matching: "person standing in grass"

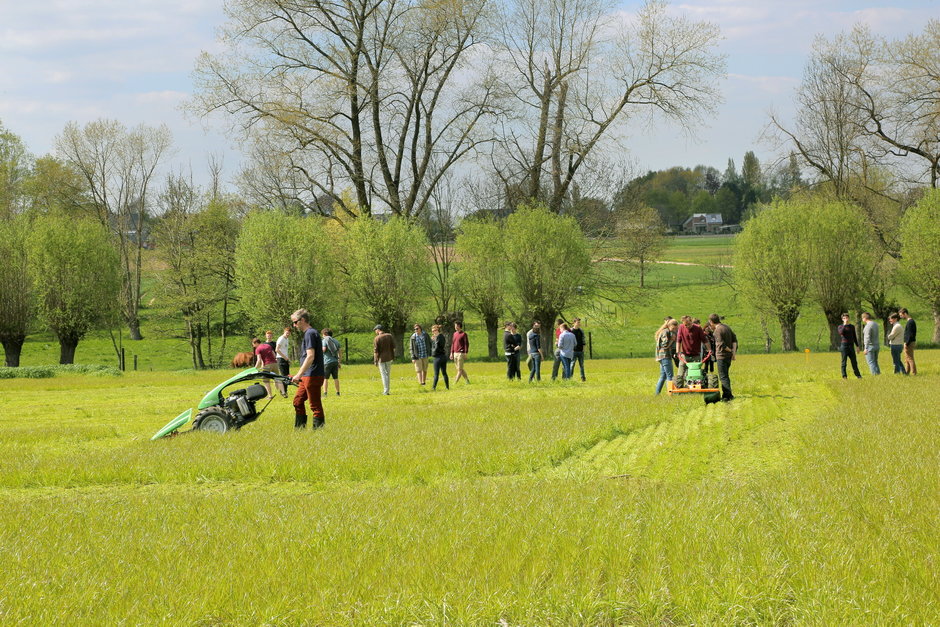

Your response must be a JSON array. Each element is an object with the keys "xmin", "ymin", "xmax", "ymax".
[
  {"xmin": 527, "ymin": 321, "xmax": 543, "ymax": 382},
  {"xmin": 708, "ymin": 313, "xmax": 737, "ymax": 401},
  {"xmin": 503, "ymin": 321, "xmax": 522, "ymax": 380},
  {"xmin": 373, "ymin": 324, "xmax": 396, "ymax": 395},
  {"xmin": 838, "ymin": 313, "xmax": 863, "ymax": 379},
  {"xmin": 430, "ymin": 324, "xmax": 449, "ymax": 390},
  {"xmin": 654, "ymin": 318, "xmax": 678, "ymax": 395},
  {"xmin": 409, "ymin": 323, "xmax": 431, "ymax": 386},
  {"xmin": 450, "ymin": 320, "xmax": 470, "ymax": 384},
  {"xmin": 321, "ymin": 328, "xmax": 341, "ymax": 396},
  {"xmin": 900, "ymin": 307, "xmax": 917, "ymax": 375},
  {"xmin": 556, "ymin": 322, "xmax": 576, "ymax": 380},
  {"xmin": 860, "ymin": 312, "xmax": 880, "ymax": 376},
  {"xmin": 275, "ymin": 326, "xmax": 291, "ymax": 377},
  {"xmin": 571, "ymin": 318, "xmax": 586, "ymax": 381},
  {"xmin": 675, "ymin": 315, "xmax": 705, "ymax": 388},
  {"xmin": 887, "ymin": 313, "xmax": 906, "ymax": 374},
  {"xmin": 290, "ymin": 309, "xmax": 325, "ymax": 429},
  {"xmin": 252, "ymin": 336, "xmax": 282, "ymax": 398},
  {"xmin": 551, "ymin": 318, "xmax": 565, "ymax": 380}
]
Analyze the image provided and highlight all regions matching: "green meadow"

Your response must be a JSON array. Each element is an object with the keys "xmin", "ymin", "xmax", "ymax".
[{"xmin": 1, "ymin": 352, "xmax": 938, "ymax": 624}]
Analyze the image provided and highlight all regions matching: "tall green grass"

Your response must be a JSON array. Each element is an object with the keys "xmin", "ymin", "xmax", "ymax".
[{"xmin": 0, "ymin": 353, "xmax": 937, "ymax": 623}]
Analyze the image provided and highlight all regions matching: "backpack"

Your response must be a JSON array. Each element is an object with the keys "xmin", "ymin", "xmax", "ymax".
[{"xmin": 325, "ymin": 336, "xmax": 340, "ymax": 358}]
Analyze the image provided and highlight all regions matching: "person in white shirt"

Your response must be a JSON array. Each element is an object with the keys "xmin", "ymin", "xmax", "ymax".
[
  {"xmin": 275, "ymin": 326, "xmax": 291, "ymax": 377},
  {"xmin": 860, "ymin": 312, "xmax": 880, "ymax": 375},
  {"xmin": 886, "ymin": 313, "xmax": 905, "ymax": 374}
]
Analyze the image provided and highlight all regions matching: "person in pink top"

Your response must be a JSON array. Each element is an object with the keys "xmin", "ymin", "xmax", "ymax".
[{"xmin": 252, "ymin": 336, "xmax": 281, "ymax": 398}]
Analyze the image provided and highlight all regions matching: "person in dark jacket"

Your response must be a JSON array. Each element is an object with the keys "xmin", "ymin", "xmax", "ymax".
[
  {"xmin": 838, "ymin": 312, "xmax": 862, "ymax": 379},
  {"xmin": 430, "ymin": 324, "xmax": 449, "ymax": 390},
  {"xmin": 527, "ymin": 321, "xmax": 543, "ymax": 382},
  {"xmin": 571, "ymin": 318, "xmax": 586, "ymax": 381},
  {"xmin": 900, "ymin": 307, "xmax": 917, "ymax": 375},
  {"xmin": 503, "ymin": 321, "xmax": 522, "ymax": 380}
]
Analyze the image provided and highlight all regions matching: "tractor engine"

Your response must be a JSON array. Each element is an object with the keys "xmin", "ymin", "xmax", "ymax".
[{"xmin": 224, "ymin": 384, "xmax": 268, "ymax": 423}]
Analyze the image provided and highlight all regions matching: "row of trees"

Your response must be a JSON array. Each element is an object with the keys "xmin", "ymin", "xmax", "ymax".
[{"xmin": 735, "ymin": 192, "xmax": 940, "ymax": 352}]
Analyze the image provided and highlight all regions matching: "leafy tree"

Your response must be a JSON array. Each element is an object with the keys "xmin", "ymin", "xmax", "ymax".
[
  {"xmin": 0, "ymin": 214, "xmax": 33, "ymax": 366},
  {"xmin": 455, "ymin": 218, "xmax": 509, "ymax": 358},
  {"xmin": 0, "ymin": 122, "xmax": 31, "ymax": 219},
  {"xmin": 22, "ymin": 156, "xmax": 90, "ymax": 217},
  {"xmin": 28, "ymin": 214, "xmax": 120, "ymax": 364},
  {"xmin": 341, "ymin": 217, "xmax": 429, "ymax": 356},
  {"xmin": 734, "ymin": 200, "xmax": 813, "ymax": 350},
  {"xmin": 56, "ymin": 119, "xmax": 173, "ymax": 340},
  {"xmin": 899, "ymin": 189, "xmax": 940, "ymax": 343},
  {"xmin": 804, "ymin": 201, "xmax": 875, "ymax": 349},
  {"xmin": 616, "ymin": 204, "xmax": 667, "ymax": 288},
  {"xmin": 153, "ymin": 176, "xmax": 242, "ymax": 368},
  {"xmin": 504, "ymin": 204, "xmax": 591, "ymax": 353},
  {"xmin": 235, "ymin": 210, "xmax": 330, "ymax": 346}
]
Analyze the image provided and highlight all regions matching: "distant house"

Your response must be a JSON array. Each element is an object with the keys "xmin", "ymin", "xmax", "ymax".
[{"xmin": 682, "ymin": 213, "xmax": 723, "ymax": 234}]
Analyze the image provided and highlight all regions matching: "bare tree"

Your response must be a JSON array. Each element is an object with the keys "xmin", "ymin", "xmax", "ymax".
[
  {"xmin": 193, "ymin": 0, "xmax": 500, "ymax": 220},
  {"xmin": 491, "ymin": 0, "xmax": 725, "ymax": 213},
  {"xmin": 56, "ymin": 120, "xmax": 173, "ymax": 340}
]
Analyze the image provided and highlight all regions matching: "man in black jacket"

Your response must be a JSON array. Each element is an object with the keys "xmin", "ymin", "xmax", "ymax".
[
  {"xmin": 900, "ymin": 307, "xmax": 917, "ymax": 375},
  {"xmin": 838, "ymin": 313, "xmax": 862, "ymax": 379}
]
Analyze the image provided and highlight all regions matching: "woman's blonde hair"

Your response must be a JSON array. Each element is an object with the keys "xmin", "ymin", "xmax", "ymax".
[
  {"xmin": 654, "ymin": 318, "xmax": 678, "ymax": 340},
  {"xmin": 431, "ymin": 324, "xmax": 441, "ymax": 334}
]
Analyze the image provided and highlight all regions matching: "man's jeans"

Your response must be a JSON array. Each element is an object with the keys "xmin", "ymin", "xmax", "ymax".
[
  {"xmin": 560, "ymin": 355, "xmax": 573, "ymax": 380},
  {"xmin": 551, "ymin": 349, "xmax": 561, "ymax": 380},
  {"xmin": 840, "ymin": 345, "xmax": 862, "ymax": 378},
  {"xmin": 528, "ymin": 352, "xmax": 542, "ymax": 382},
  {"xmin": 378, "ymin": 360, "xmax": 392, "ymax": 394},
  {"xmin": 716, "ymin": 359, "xmax": 733, "ymax": 399},
  {"xmin": 655, "ymin": 358, "xmax": 674, "ymax": 395},
  {"xmin": 890, "ymin": 344, "xmax": 905, "ymax": 374},
  {"xmin": 864, "ymin": 347, "xmax": 880, "ymax": 375},
  {"xmin": 573, "ymin": 350, "xmax": 585, "ymax": 380}
]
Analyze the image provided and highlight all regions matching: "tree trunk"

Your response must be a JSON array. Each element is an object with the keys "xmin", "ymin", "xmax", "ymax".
[
  {"xmin": 484, "ymin": 313, "xmax": 500, "ymax": 360},
  {"xmin": 128, "ymin": 316, "xmax": 143, "ymax": 341},
  {"xmin": 933, "ymin": 306, "xmax": 940, "ymax": 344},
  {"xmin": 1, "ymin": 336, "xmax": 25, "ymax": 367},
  {"xmin": 778, "ymin": 314, "xmax": 798, "ymax": 352},
  {"xmin": 823, "ymin": 308, "xmax": 842, "ymax": 351},
  {"xmin": 58, "ymin": 335, "xmax": 80, "ymax": 365},
  {"xmin": 639, "ymin": 256, "xmax": 646, "ymax": 288},
  {"xmin": 392, "ymin": 322, "xmax": 407, "ymax": 360}
]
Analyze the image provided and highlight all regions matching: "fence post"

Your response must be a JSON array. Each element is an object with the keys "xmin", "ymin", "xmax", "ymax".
[
  {"xmin": 133, "ymin": 354, "xmax": 138, "ymax": 371},
  {"xmin": 588, "ymin": 331, "xmax": 593, "ymax": 359},
  {"xmin": 345, "ymin": 337, "xmax": 349, "ymax": 363},
  {"xmin": 120, "ymin": 347, "xmax": 125, "ymax": 371}
]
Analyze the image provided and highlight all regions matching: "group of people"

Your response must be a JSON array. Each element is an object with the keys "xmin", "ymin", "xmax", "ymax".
[
  {"xmin": 256, "ymin": 305, "xmax": 922, "ymax": 431},
  {"xmin": 836, "ymin": 308, "xmax": 918, "ymax": 378},
  {"xmin": 509, "ymin": 318, "xmax": 587, "ymax": 382},
  {"xmin": 654, "ymin": 314, "xmax": 738, "ymax": 402}
]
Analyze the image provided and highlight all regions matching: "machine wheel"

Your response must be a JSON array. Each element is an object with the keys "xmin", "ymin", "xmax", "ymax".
[{"xmin": 194, "ymin": 407, "xmax": 232, "ymax": 434}]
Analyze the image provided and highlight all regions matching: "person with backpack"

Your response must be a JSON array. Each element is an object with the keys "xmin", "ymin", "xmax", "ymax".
[{"xmin": 321, "ymin": 328, "xmax": 342, "ymax": 396}]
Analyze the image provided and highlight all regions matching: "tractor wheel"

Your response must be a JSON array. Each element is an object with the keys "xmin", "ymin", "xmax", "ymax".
[{"xmin": 194, "ymin": 407, "xmax": 232, "ymax": 434}]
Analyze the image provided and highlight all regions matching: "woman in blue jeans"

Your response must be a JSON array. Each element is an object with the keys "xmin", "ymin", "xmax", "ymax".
[{"xmin": 655, "ymin": 318, "xmax": 678, "ymax": 394}]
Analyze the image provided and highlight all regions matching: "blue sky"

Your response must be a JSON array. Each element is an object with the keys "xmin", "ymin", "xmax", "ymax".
[{"xmin": 1, "ymin": 0, "xmax": 938, "ymax": 189}]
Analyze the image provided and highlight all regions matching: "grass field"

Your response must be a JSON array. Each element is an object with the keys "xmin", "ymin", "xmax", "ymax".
[{"xmin": 1, "ymin": 352, "xmax": 938, "ymax": 623}]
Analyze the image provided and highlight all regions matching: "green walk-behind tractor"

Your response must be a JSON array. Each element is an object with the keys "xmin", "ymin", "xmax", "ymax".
[
  {"xmin": 667, "ymin": 360, "xmax": 720, "ymax": 398},
  {"xmin": 152, "ymin": 368, "xmax": 294, "ymax": 440}
]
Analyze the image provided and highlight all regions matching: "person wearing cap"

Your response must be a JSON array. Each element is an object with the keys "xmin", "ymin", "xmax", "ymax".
[{"xmin": 373, "ymin": 324, "xmax": 396, "ymax": 395}]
